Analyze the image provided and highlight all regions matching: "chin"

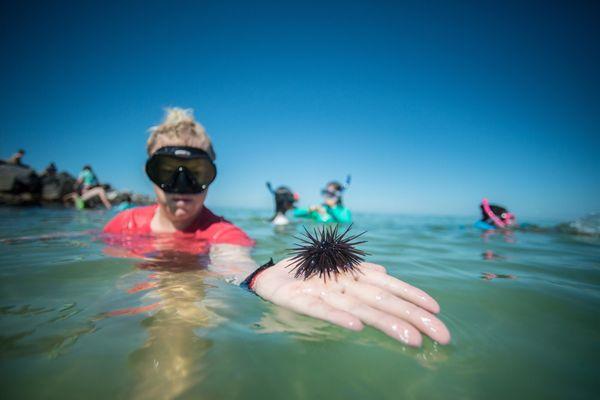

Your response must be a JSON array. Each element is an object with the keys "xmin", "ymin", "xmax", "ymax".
[
  {"xmin": 171, "ymin": 209, "xmax": 191, "ymax": 219},
  {"xmin": 154, "ymin": 186, "xmax": 207, "ymax": 220},
  {"xmin": 170, "ymin": 205, "xmax": 201, "ymax": 219}
]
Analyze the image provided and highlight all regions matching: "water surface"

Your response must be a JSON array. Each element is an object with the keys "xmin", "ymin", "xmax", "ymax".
[{"xmin": 0, "ymin": 207, "xmax": 599, "ymax": 399}]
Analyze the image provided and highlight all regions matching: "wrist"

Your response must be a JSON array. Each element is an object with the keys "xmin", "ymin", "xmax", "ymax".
[{"xmin": 241, "ymin": 258, "xmax": 275, "ymax": 292}]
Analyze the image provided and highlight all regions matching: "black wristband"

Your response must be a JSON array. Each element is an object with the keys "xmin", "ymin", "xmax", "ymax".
[{"xmin": 241, "ymin": 258, "xmax": 275, "ymax": 292}]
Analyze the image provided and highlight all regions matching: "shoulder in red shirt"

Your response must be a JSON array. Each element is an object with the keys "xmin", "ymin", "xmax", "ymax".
[{"xmin": 103, "ymin": 204, "xmax": 254, "ymax": 248}]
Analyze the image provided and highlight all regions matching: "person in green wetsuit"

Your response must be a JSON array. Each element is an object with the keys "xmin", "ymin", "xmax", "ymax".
[
  {"xmin": 114, "ymin": 194, "xmax": 135, "ymax": 212},
  {"xmin": 78, "ymin": 165, "xmax": 99, "ymax": 188},
  {"xmin": 63, "ymin": 165, "xmax": 112, "ymax": 209},
  {"xmin": 293, "ymin": 181, "xmax": 352, "ymax": 223}
]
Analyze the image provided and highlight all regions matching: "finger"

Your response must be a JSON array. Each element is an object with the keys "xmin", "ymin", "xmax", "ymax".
[
  {"xmin": 356, "ymin": 268, "xmax": 441, "ymax": 314},
  {"xmin": 320, "ymin": 292, "xmax": 422, "ymax": 346},
  {"xmin": 279, "ymin": 293, "xmax": 364, "ymax": 331},
  {"xmin": 342, "ymin": 281, "xmax": 450, "ymax": 344},
  {"xmin": 359, "ymin": 262, "xmax": 387, "ymax": 273}
]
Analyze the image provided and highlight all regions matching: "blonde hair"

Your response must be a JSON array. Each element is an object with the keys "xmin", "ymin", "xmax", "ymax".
[{"xmin": 147, "ymin": 107, "xmax": 216, "ymax": 159}]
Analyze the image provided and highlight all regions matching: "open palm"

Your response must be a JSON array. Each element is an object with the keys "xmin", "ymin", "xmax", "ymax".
[{"xmin": 253, "ymin": 258, "xmax": 451, "ymax": 346}]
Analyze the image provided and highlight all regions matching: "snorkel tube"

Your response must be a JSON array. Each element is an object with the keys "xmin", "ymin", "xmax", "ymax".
[
  {"xmin": 343, "ymin": 175, "xmax": 351, "ymax": 191},
  {"xmin": 481, "ymin": 198, "xmax": 516, "ymax": 228},
  {"xmin": 266, "ymin": 181, "xmax": 275, "ymax": 195},
  {"xmin": 482, "ymin": 198, "xmax": 506, "ymax": 228}
]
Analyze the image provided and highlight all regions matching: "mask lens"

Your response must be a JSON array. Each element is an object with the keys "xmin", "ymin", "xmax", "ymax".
[
  {"xmin": 146, "ymin": 149, "xmax": 217, "ymax": 193},
  {"xmin": 154, "ymin": 157, "xmax": 181, "ymax": 182},
  {"xmin": 322, "ymin": 190, "xmax": 336, "ymax": 199},
  {"xmin": 182, "ymin": 158, "xmax": 215, "ymax": 183}
]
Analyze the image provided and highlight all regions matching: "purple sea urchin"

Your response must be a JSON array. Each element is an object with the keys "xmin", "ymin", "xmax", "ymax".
[{"xmin": 287, "ymin": 224, "xmax": 368, "ymax": 281}]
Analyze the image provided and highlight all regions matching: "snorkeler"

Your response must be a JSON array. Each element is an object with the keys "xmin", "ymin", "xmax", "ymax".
[
  {"xmin": 102, "ymin": 108, "xmax": 450, "ymax": 347},
  {"xmin": 293, "ymin": 178, "xmax": 352, "ymax": 224},
  {"xmin": 475, "ymin": 198, "xmax": 516, "ymax": 230},
  {"xmin": 266, "ymin": 182, "xmax": 299, "ymax": 225},
  {"xmin": 114, "ymin": 194, "xmax": 135, "ymax": 212},
  {"xmin": 63, "ymin": 165, "xmax": 112, "ymax": 209}
]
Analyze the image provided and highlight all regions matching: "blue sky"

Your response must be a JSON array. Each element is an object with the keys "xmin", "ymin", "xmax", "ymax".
[{"xmin": 0, "ymin": 0, "xmax": 598, "ymax": 220}]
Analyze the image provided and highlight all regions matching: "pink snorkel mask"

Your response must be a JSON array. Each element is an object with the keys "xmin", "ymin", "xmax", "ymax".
[
  {"xmin": 501, "ymin": 211, "xmax": 516, "ymax": 225},
  {"xmin": 481, "ymin": 198, "xmax": 516, "ymax": 228}
]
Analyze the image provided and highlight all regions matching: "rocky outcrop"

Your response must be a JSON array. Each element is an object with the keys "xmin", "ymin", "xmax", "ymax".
[
  {"xmin": 0, "ymin": 162, "xmax": 42, "ymax": 205},
  {"xmin": 41, "ymin": 172, "xmax": 77, "ymax": 201},
  {"xmin": 0, "ymin": 162, "xmax": 40, "ymax": 193},
  {"xmin": 0, "ymin": 161, "xmax": 151, "ymax": 207}
]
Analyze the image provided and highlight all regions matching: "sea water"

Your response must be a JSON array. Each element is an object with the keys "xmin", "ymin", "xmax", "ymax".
[{"xmin": 0, "ymin": 207, "xmax": 598, "ymax": 399}]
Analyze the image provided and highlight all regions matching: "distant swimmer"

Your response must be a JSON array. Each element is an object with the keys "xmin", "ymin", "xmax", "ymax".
[
  {"xmin": 114, "ymin": 193, "xmax": 135, "ymax": 212},
  {"xmin": 474, "ymin": 198, "xmax": 516, "ymax": 230},
  {"xmin": 293, "ymin": 177, "xmax": 352, "ymax": 224},
  {"xmin": 266, "ymin": 182, "xmax": 299, "ymax": 225}
]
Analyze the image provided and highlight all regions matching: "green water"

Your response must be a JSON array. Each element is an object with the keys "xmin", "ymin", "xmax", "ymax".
[{"xmin": 0, "ymin": 207, "xmax": 598, "ymax": 399}]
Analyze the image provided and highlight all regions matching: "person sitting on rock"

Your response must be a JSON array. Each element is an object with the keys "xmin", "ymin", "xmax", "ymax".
[
  {"xmin": 63, "ymin": 165, "xmax": 112, "ymax": 210},
  {"xmin": 41, "ymin": 162, "xmax": 57, "ymax": 178},
  {"xmin": 6, "ymin": 149, "xmax": 25, "ymax": 166}
]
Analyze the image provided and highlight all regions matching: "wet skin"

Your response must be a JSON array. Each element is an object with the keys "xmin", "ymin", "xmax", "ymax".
[
  {"xmin": 253, "ymin": 259, "xmax": 451, "ymax": 347},
  {"xmin": 151, "ymin": 188, "xmax": 208, "ymax": 232}
]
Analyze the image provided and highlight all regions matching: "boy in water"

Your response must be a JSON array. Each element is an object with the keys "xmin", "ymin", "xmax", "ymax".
[{"xmin": 103, "ymin": 108, "xmax": 450, "ymax": 346}]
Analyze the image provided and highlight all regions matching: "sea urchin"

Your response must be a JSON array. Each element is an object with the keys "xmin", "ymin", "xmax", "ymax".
[{"xmin": 287, "ymin": 224, "xmax": 368, "ymax": 281}]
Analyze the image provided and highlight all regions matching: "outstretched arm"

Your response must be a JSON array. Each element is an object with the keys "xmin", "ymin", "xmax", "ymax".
[
  {"xmin": 292, "ymin": 207, "xmax": 312, "ymax": 218},
  {"xmin": 209, "ymin": 244, "xmax": 450, "ymax": 347},
  {"xmin": 209, "ymin": 243, "xmax": 260, "ymax": 284}
]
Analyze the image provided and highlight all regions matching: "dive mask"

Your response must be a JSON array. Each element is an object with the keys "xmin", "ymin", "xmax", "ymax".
[
  {"xmin": 321, "ymin": 189, "xmax": 341, "ymax": 200},
  {"xmin": 145, "ymin": 146, "xmax": 217, "ymax": 194}
]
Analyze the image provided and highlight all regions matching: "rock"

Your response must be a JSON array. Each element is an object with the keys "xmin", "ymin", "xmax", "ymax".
[
  {"xmin": 131, "ymin": 193, "xmax": 153, "ymax": 205},
  {"xmin": 41, "ymin": 172, "xmax": 77, "ymax": 201},
  {"xmin": 0, "ymin": 160, "xmax": 153, "ymax": 208},
  {"xmin": 0, "ymin": 192, "xmax": 39, "ymax": 206},
  {"xmin": 0, "ymin": 162, "xmax": 41, "ymax": 194},
  {"xmin": 0, "ymin": 162, "xmax": 42, "ymax": 205}
]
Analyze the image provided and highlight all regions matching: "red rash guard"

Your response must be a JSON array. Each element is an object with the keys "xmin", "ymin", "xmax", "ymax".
[{"xmin": 103, "ymin": 205, "xmax": 254, "ymax": 257}]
